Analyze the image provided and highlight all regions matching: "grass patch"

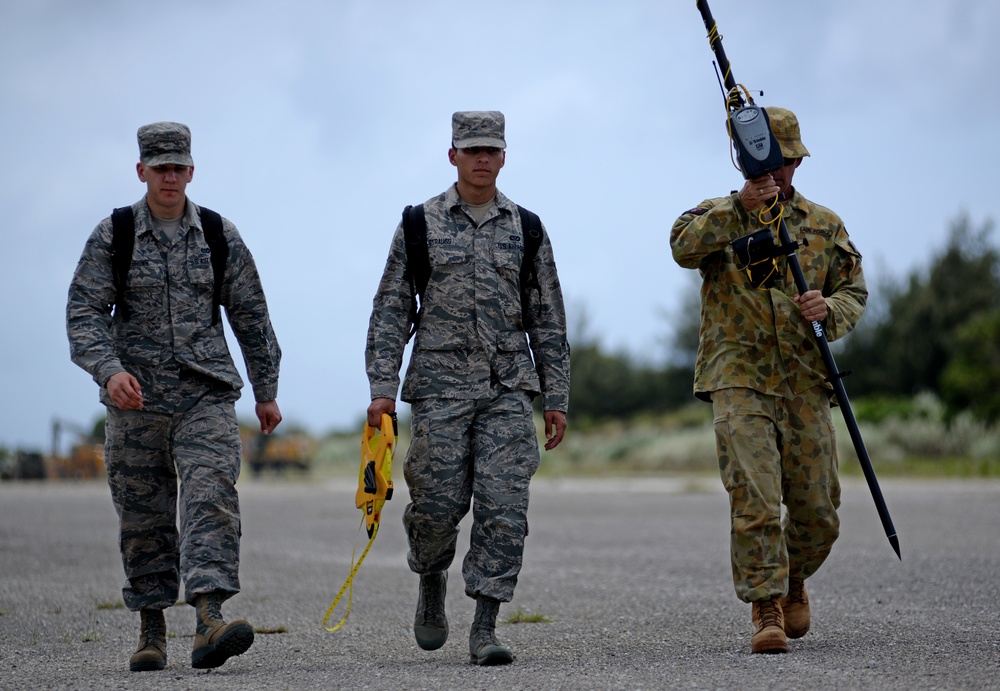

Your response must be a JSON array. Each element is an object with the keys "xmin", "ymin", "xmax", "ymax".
[
  {"xmin": 95, "ymin": 600, "xmax": 124, "ymax": 610},
  {"xmin": 254, "ymin": 625, "xmax": 288, "ymax": 634},
  {"xmin": 81, "ymin": 630, "xmax": 100, "ymax": 643},
  {"xmin": 503, "ymin": 607, "xmax": 552, "ymax": 624},
  {"xmin": 301, "ymin": 396, "xmax": 1000, "ymax": 480},
  {"xmin": 841, "ymin": 455, "xmax": 1000, "ymax": 478}
]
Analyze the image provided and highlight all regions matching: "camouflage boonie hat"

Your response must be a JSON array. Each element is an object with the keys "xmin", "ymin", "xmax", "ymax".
[
  {"xmin": 764, "ymin": 107, "xmax": 810, "ymax": 159},
  {"xmin": 452, "ymin": 111, "xmax": 506, "ymax": 149},
  {"xmin": 137, "ymin": 121, "xmax": 194, "ymax": 166}
]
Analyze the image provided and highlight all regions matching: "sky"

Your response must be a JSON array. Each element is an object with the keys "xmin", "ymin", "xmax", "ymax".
[{"xmin": 2, "ymin": 0, "xmax": 998, "ymax": 453}]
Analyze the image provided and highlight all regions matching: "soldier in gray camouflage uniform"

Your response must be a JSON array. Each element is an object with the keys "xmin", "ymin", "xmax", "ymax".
[
  {"xmin": 66, "ymin": 122, "xmax": 282, "ymax": 672},
  {"xmin": 670, "ymin": 108, "xmax": 867, "ymax": 655},
  {"xmin": 366, "ymin": 111, "xmax": 570, "ymax": 666}
]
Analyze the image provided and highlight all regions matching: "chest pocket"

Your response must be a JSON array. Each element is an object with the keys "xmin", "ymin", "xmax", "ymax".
[
  {"xmin": 128, "ymin": 243, "xmax": 167, "ymax": 288},
  {"xmin": 796, "ymin": 228, "xmax": 836, "ymax": 286},
  {"xmin": 187, "ymin": 246, "xmax": 215, "ymax": 287},
  {"xmin": 426, "ymin": 241, "xmax": 471, "ymax": 300},
  {"xmin": 493, "ymin": 228, "xmax": 525, "ymax": 318}
]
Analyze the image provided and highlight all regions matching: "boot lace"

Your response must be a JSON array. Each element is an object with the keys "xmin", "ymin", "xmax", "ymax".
[
  {"xmin": 138, "ymin": 611, "xmax": 166, "ymax": 650},
  {"xmin": 473, "ymin": 600, "xmax": 500, "ymax": 645},
  {"xmin": 145, "ymin": 614, "xmax": 165, "ymax": 638},
  {"xmin": 786, "ymin": 578, "xmax": 807, "ymax": 605},
  {"xmin": 757, "ymin": 600, "xmax": 782, "ymax": 629},
  {"xmin": 420, "ymin": 575, "xmax": 443, "ymax": 622},
  {"xmin": 197, "ymin": 594, "xmax": 225, "ymax": 635}
]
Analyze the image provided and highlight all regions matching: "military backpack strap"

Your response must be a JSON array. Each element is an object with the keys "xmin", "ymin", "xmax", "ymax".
[
  {"xmin": 110, "ymin": 206, "xmax": 136, "ymax": 322},
  {"xmin": 401, "ymin": 204, "xmax": 429, "ymax": 341},
  {"xmin": 517, "ymin": 205, "xmax": 543, "ymax": 329},
  {"xmin": 198, "ymin": 206, "xmax": 228, "ymax": 325}
]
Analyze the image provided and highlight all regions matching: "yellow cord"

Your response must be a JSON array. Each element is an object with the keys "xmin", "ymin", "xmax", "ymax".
[{"xmin": 322, "ymin": 518, "xmax": 379, "ymax": 632}]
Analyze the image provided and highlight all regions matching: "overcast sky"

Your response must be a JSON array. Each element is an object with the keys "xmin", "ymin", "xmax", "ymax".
[{"xmin": 2, "ymin": 0, "xmax": 997, "ymax": 453}]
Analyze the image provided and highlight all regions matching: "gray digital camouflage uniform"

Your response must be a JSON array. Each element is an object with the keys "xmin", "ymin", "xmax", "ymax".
[
  {"xmin": 67, "ymin": 197, "xmax": 280, "ymax": 609},
  {"xmin": 366, "ymin": 183, "xmax": 570, "ymax": 601},
  {"xmin": 671, "ymin": 188, "xmax": 866, "ymax": 603}
]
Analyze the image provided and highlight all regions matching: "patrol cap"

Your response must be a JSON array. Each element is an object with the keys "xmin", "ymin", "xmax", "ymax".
[
  {"xmin": 137, "ymin": 121, "xmax": 194, "ymax": 166},
  {"xmin": 451, "ymin": 111, "xmax": 506, "ymax": 149},
  {"xmin": 764, "ymin": 107, "xmax": 810, "ymax": 159}
]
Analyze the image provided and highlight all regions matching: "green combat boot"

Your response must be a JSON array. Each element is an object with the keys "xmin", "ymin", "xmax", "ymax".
[
  {"xmin": 129, "ymin": 609, "xmax": 167, "ymax": 672},
  {"xmin": 469, "ymin": 596, "xmax": 513, "ymax": 666},
  {"xmin": 781, "ymin": 577, "xmax": 810, "ymax": 639},
  {"xmin": 191, "ymin": 593, "xmax": 254, "ymax": 669},
  {"xmin": 414, "ymin": 572, "xmax": 448, "ymax": 650},
  {"xmin": 751, "ymin": 598, "xmax": 788, "ymax": 654}
]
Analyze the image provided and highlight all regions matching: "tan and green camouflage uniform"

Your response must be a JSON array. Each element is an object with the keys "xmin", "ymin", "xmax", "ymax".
[
  {"xmin": 671, "ymin": 186, "xmax": 866, "ymax": 603},
  {"xmin": 366, "ymin": 181, "xmax": 570, "ymax": 603},
  {"xmin": 67, "ymin": 193, "xmax": 280, "ymax": 610}
]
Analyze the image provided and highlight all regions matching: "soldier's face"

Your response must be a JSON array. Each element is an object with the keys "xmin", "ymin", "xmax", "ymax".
[
  {"xmin": 450, "ymin": 146, "xmax": 505, "ymax": 189},
  {"xmin": 773, "ymin": 157, "xmax": 801, "ymax": 200},
  {"xmin": 137, "ymin": 163, "xmax": 193, "ymax": 218}
]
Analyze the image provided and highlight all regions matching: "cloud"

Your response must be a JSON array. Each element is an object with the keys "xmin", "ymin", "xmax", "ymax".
[{"xmin": 2, "ymin": 0, "xmax": 997, "ymax": 451}]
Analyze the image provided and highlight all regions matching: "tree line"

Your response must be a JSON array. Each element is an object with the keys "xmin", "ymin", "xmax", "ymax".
[{"xmin": 567, "ymin": 214, "xmax": 1000, "ymax": 425}]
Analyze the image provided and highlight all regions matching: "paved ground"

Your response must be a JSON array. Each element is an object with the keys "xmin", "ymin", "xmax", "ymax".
[{"xmin": 1, "ymin": 474, "xmax": 998, "ymax": 690}]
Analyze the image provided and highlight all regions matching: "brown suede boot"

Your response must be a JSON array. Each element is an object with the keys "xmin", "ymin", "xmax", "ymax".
[
  {"xmin": 129, "ymin": 609, "xmax": 167, "ymax": 672},
  {"xmin": 781, "ymin": 577, "xmax": 810, "ymax": 639},
  {"xmin": 751, "ymin": 599, "xmax": 788, "ymax": 654},
  {"xmin": 191, "ymin": 593, "xmax": 254, "ymax": 669},
  {"xmin": 469, "ymin": 596, "xmax": 513, "ymax": 666}
]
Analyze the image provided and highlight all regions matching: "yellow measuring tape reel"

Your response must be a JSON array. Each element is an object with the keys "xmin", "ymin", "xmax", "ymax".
[{"xmin": 323, "ymin": 412, "xmax": 396, "ymax": 632}]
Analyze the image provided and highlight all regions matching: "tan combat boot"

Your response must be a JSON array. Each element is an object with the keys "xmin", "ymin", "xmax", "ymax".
[
  {"xmin": 469, "ymin": 596, "xmax": 513, "ymax": 666},
  {"xmin": 414, "ymin": 571, "xmax": 449, "ymax": 651},
  {"xmin": 129, "ymin": 609, "xmax": 167, "ymax": 672},
  {"xmin": 781, "ymin": 577, "xmax": 810, "ymax": 638},
  {"xmin": 191, "ymin": 592, "xmax": 254, "ymax": 669},
  {"xmin": 751, "ymin": 598, "xmax": 788, "ymax": 654}
]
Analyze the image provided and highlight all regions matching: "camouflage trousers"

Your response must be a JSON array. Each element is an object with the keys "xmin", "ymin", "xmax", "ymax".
[
  {"xmin": 104, "ymin": 377, "xmax": 243, "ymax": 611},
  {"xmin": 403, "ymin": 389, "xmax": 540, "ymax": 603},
  {"xmin": 712, "ymin": 386, "xmax": 841, "ymax": 603}
]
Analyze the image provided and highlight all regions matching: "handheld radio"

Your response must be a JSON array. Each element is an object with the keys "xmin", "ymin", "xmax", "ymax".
[{"xmin": 729, "ymin": 105, "xmax": 784, "ymax": 180}]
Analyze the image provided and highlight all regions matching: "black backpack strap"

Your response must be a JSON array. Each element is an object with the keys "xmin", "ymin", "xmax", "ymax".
[
  {"xmin": 110, "ymin": 206, "xmax": 136, "ymax": 321},
  {"xmin": 401, "ymin": 204, "xmax": 429, "ymax": 341},
  {"xmin": 517, "ymin": 205, "xmax": 543, "ymax": 329},
  {"xmin": 400, "ymin": 203, "xmax": 543, "ymax": 335},
  {"xmin": 198, "ymin": 206, "xmax": 228, "ymax": 325}
]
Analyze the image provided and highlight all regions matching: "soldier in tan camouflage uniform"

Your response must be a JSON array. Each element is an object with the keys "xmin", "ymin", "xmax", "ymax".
[
  {"xmin": 366, "ymin": 111, "xmax": 570, "ymax": 666},
  {"xmin": 670, "ymin": 108, "xmax": 867, "ymax": 654},
  {"xmin": 66, "ymin": 122, "xmax": 282, "ymax": 672}
]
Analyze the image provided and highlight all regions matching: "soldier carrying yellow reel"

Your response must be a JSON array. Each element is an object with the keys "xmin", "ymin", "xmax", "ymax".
[{"xmin": 323, "ymin": 412, "xmax": 396, "ymax": 632}]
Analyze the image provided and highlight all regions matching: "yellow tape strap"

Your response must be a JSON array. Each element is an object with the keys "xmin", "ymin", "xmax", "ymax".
[{"xmin": 322, "ymin": 518, "xmax": 379, "ymax": 632}]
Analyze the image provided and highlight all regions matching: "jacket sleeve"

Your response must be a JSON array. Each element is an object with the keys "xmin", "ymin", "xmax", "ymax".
[
  {"xmin": 822, "ymin": 232, "xmax": 867, "ymax": 342},
  {"xmin": 221, "ymin": 223, "xmax": 282, "ymax": 402},
  {"xmin": 66, "ymin": 219, "xmax": 126, "ymax": 387},
  {"xmin": 525, "ymin": 224, "xmax": 571, "ymax": 413},
  {"xmin": 365, "ymin": 223, "xmax": 415, "ymax": 401},
  {"xmin": 670, "ymin": 194, "xmax": 755, "ymax": 271}
]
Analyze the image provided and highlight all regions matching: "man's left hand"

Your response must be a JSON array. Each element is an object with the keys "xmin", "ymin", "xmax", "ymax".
[{"xmin": 793, "ymin": 290, "xmax": 828, "ymax": 323}]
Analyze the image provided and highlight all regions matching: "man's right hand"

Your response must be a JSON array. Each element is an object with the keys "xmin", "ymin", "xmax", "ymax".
[
  {"xmin": 738, "ymin": 175, "xmax": 780, "ymax": 212},
  {"xmin": 367, "ymin": 397, "xmax": 396, "ymax": 427},
  {"xmin": 107, "ymin": 372, "xmax": 143, "ymax": 410}
]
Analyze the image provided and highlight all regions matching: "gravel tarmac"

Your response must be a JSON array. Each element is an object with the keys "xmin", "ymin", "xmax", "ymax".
[{"xmin": 1, "ymin": 474, "xmax": 998, "ymax": 690}]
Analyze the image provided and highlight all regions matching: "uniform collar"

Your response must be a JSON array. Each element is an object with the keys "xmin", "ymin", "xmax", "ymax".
[
  {"xmin": 444, "ymin": 183, "xmax": 517, "ymax": 217},
  {"xmin": 135, "ymin": 197, "xmax": 200, "ymax": 237}
]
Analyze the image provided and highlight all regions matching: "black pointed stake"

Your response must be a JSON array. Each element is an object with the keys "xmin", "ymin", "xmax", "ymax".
[{"xmin": 695, "ymin": 0, "xmax": 901, "ymax": 560}]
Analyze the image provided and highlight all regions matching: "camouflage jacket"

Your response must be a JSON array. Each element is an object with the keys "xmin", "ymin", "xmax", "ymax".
[
  {"xmin": 670, "ymin": 189, "xmax": 866, "ymax": 400},
  {"xmin": 67, "ymin": 198, "xmax": 281, "ymax": 412},
  {"xmin": 366, "ymin": 184, "xmax": 570, "ymax": 412}
]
